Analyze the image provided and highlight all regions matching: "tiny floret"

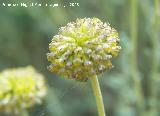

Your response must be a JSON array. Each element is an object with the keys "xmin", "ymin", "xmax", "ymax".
[{"xmin": 47, "ymin": 18, "xmax": 121, "ymax": 81}]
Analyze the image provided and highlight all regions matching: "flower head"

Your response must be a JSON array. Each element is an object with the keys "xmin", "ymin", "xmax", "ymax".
[
  {"xmin": 47, "ymin": 18, "xmax": 121, "ymax": 81},
  {"xmin": 0, "ymin": 66, "xmax": 47, "ymax": 114}
]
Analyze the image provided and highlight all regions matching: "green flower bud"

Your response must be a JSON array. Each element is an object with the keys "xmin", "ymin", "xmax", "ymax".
[
  {"xmin": 47, "ymin": 18, "xmax": 121, "ymax": 81},
  {"xmin": 0, "ymin": 66, "xmax": 47, "ymax": 114}
]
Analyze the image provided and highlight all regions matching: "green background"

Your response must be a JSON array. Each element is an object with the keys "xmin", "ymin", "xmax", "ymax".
[{"xmin": 0, "ymin": 0, "xmax": 159, "ymax": 116}]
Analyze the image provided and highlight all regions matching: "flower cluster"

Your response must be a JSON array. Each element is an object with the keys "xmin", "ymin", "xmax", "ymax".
[
  {"xmin": 0, "ymin": 66, "xmax": 47, "ymax": 114},
  {"xmin": 47, "ymin": 18, "xmax": 121, "ymax": 81}
]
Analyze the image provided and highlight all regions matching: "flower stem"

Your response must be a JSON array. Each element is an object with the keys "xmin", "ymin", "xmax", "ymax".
[
  {"xmin": 130, "ymin": 0, "xmax": 144, "ymax": 114},
  {"xmin": 90, "ymin": 75, "xmax": 105, "ymax": 116},
  {"xmin": 148, "ymin": 0, "xmax": 159, "ymax": 115}
]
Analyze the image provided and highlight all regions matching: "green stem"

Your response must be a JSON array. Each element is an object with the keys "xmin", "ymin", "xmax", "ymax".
[
  {"xmin": 151, "ymin": 0, "xmax": 159, "ymax": 78},
  {"xmin": 90, "ymin": 75, "xmax": 105, "ymax": 116},
  {"xmin": 149, "ymin": 0, "xmax": 159, "ymax": 115},
  {"xmin": 130, "ymin": 0, "xmax": 144, "ymax": 114},
  {"xmin": 130, "ymin": 0, "xmax": 138, "ymax": 77}
]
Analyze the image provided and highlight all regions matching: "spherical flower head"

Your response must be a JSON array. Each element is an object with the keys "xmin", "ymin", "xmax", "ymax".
[
  {"xmin": 0, "ymin": 66, "xmax": 47, "ymax": 114},
  {"xmin": 47, "ymin": 18, "xmax": 121, "ymax": 81}
]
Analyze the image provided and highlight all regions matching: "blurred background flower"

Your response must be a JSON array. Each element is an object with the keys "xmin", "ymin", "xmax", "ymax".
[{"xmin": 0, "ymin": 66, "xmax": 47, "ymax": 116}]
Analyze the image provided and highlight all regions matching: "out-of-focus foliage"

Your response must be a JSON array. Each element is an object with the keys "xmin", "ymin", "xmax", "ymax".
[
  {"xmin": 0, "ymin": 0, "xmax": 159, "ymax": 116},
  {"xmin": 0, "ymin": 66, "xmax": 47, "ymax": 116}
]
